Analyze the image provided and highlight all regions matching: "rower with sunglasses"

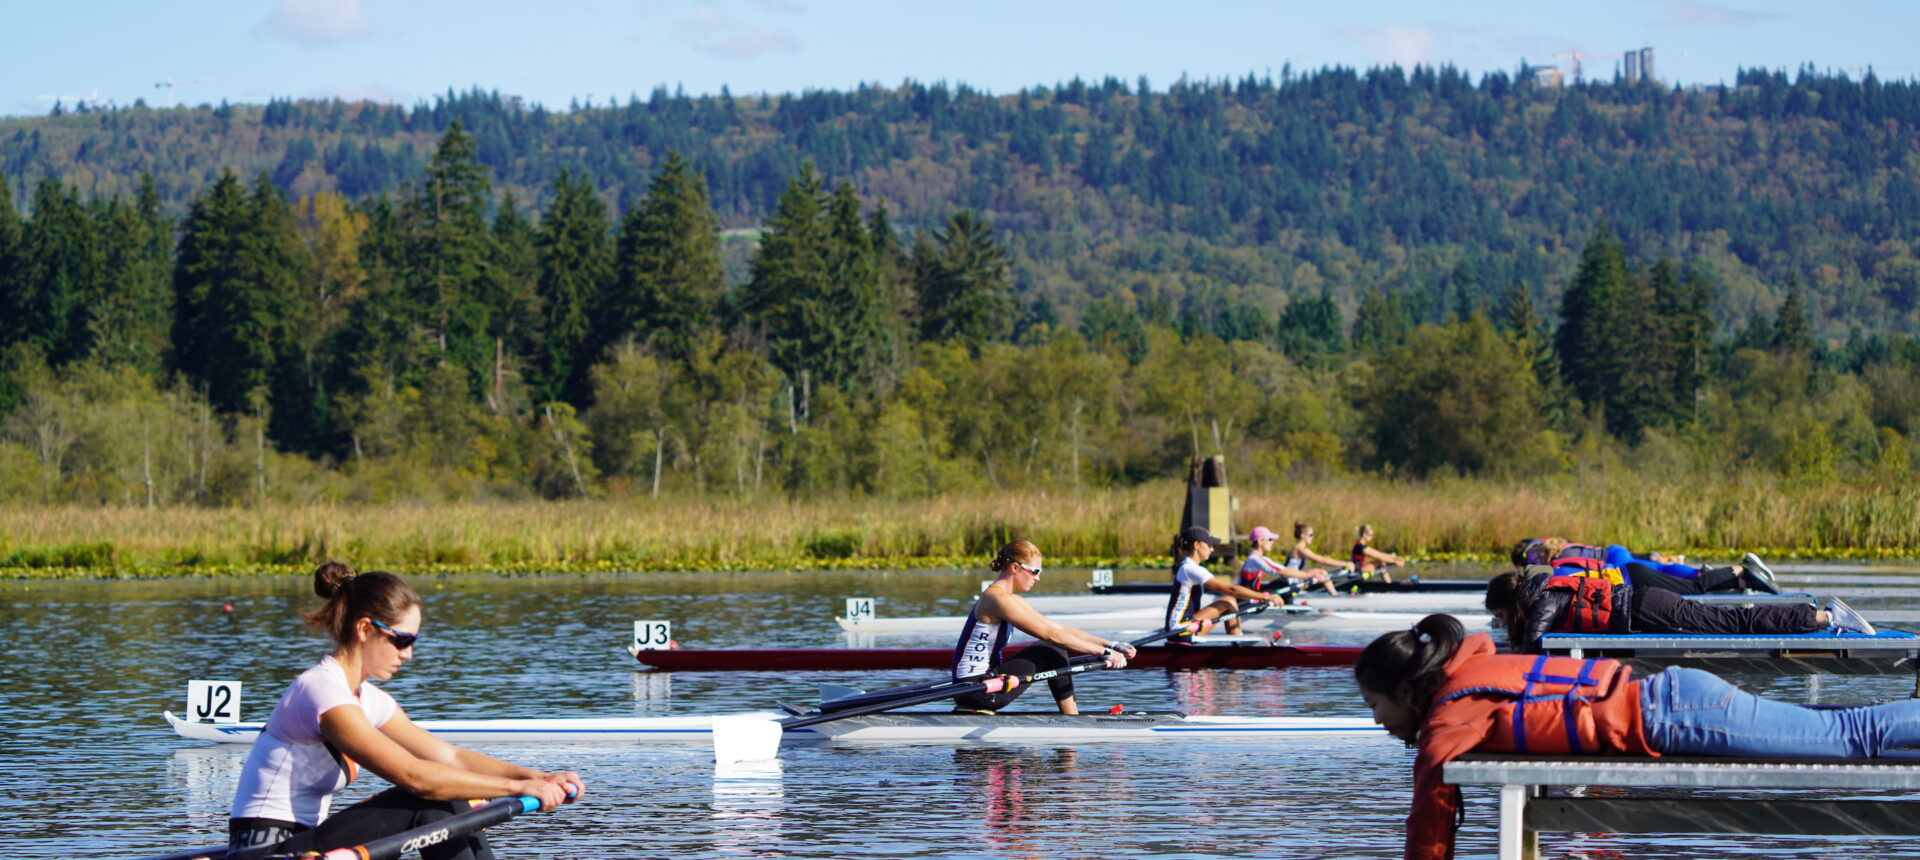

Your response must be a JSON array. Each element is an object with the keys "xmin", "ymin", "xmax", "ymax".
[
  {"xmin": 226, "ymin": 562, "xmax": 584, "ymax": 860},
  {"xmin": 951, "ymin": 540, "xmax": 1135, "ymax": 715}
]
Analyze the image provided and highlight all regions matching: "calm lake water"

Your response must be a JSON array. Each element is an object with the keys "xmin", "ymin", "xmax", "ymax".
[{"xmin": 5, "ymin": 564, "xmax": 1920, "ymax": 859}]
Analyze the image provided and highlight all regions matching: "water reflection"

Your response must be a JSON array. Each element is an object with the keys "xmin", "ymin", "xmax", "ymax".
[
  {"xmin": 709, "ymin": 760, "xmax": 783, "ymax": 857},
  {"xmin": 953, "ymin": 746, "xmax": 1080, "ymax": 859}
]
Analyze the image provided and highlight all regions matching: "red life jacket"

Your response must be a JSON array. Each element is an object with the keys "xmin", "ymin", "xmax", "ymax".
[
  {"xmin": 1551, "ymin": 543, "xmax": 1606, "ymax": 571},
  {"xmin": 1544, "ymin": 574, "xmax": 1619, "ymax": 633},
  {"xmin": 1430, "ymin": 653, "xmax": 1629, "ymax": 755}
]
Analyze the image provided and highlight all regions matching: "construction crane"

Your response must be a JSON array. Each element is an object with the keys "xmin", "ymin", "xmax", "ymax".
[
  {"xmin": 38, "ymin": 88, "xmax": 105, "ymax": 111},
  {"xmin": 154, "ymin": 77, "xmax": 205, "ymax": 109},
  {"xmin": 1553, "ymin": 50, "xmax": 1620, "ymax": 84}
]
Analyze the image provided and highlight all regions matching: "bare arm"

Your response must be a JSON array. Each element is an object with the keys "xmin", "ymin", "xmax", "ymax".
[
  {"xmin": 985, "ymin": 592, "xmax": 1117, "ymax": 656},
  {"xmin": 1364, "ymin": 547, "xmax": 1406, "ymax": 566},
  {"xmin": 1204, "ymin": 577, "xmax": 1281, "ymax": 603},
  {"xmin": 321, "ymin": 705, "xmax": 576, "ymax": 808},
  {"xmin": 1298, "ymin": 544, "xmax": 1355, "ymax": 569}
]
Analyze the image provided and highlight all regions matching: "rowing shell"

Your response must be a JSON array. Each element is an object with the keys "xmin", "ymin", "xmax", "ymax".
[
  {"xmin": 1021, "ymin": 591, "xmax": 1487, "ymax": 614},
  {"xmin": 167, "ymin": 709, "xmax": 1382, "ymax": 745},
  {"xmin": 799, "ymin": 711, "xmax": 1386, "ymax": 742},
  {"xmin": 834, "ymin": 608, "xmax": 1493, "ymax": 634},
  {"xmin": 1093, "ymin": 579, "xmax": 1489, "ymax": 595},
  {"xmin": 165, "ymin": 709, "xmax": 793, "ymax": 745},
  {"xmin": 632, "ymin": 643, "xmax": 1365, "ymax": 671}
]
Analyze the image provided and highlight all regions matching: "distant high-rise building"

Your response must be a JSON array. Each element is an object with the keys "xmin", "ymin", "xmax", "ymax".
[
  {"xmin": 1530, "ymin": 66, "xmax": 1564, "ymax": 88},
  {"xmin": 1624, "ymin": 47, "xmax": 1656, "ymax": 84}
]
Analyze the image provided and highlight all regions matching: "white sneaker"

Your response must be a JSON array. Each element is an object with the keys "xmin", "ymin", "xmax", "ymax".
[
  {"xmin": 1741, "ymin": 553, "xmax": 1780, "ymax": 594},
  {"xmin": 1825, "ymin": 597, "xmax": 1876, "ymax": 636}
]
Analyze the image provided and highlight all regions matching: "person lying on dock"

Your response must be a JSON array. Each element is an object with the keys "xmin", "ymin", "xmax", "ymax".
[
  {"xmin": 1358, "ymin": 613, "xmax": 1920, "ymax": 860},
  {"xmin": 1168, "ymin": 525, "xmax": 1288, "ymax": 640},
  {"xmin": 1352, "ymin": 524, "xmax": 1407, "ymax": 583},
  {"xmin": 1483, "ymin": 566, "xmax": 1874, "ymax": 653},
  {"xmin": 228, "ymin": 562, "xmax": 582, "ymax": 860},
  {"xmin": 1513, "ymin": 537, "xmax": 1781, "ymax": 594},
  {"xmin": 1239, "ymin": 525, "xmax": 1336, "ymax": 595},
  {"xmin": 952, "ymin": 540, "xmax": 1135, "ymax": 716}
]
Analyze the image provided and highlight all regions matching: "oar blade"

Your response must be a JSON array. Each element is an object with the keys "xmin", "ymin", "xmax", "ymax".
[{"xmin": 712, "ymin": 713, "xmax": 784, "ymax": 765}]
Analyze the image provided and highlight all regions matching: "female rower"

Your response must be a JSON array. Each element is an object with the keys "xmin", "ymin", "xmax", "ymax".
[
  {"xmin": 1239, "ymin": 525, "xmax": 1335, "ymax": 596},
  {"xmin": 1351, "ymin": 524, "xmax": 1407, "ymax": 583},
  {"xmin": 228, "ymin": 562, "xmax": 583, "ymax": 860},
  {"xmin": 1167, "ymin": 525, "xmax": 1284, "ymax": 641},
  {"xmin": 1483, "ymin": 568, "xmax": 1873, "ymax": 653},
  {"xmin": 952, "ymin": 540, "xmax": 1134, "ymax": 715},
  {"xmin": 1288, "ymin": 521, "xmax": 1356, "ymax": 576},
  {"xmin": 1358, "ymin": 613, "xmax": 1920, "ymax": 860},
  {"xmin": 1510, "ymin": 538, "xmax": 1776, "ymax": 595}
]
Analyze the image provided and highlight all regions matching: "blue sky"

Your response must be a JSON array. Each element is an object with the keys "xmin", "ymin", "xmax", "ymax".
[{"xmin": 3, "ymin": 0, "xmax": 1915, "ymax": 118}]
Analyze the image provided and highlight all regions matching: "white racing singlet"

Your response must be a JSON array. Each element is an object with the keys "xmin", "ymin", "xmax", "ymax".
[
  {"xmin": 952, "ymin": 590, "xmax": 1012, "ymax": 680},
  {"xmin": 230, "ymin": 655, "xmax": 398, "ymax": 827},
  {"xmin": 1165, "ymin": 558, "xmax": 1213, "ymax": 631}
]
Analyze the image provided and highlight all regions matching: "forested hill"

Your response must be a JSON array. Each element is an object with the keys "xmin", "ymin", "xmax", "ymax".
[{"xmin": 6, "ymin": 66, "xmax": 1920, "ymax": 336}]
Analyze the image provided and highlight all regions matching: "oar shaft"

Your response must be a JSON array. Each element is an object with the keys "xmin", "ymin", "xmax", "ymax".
[{"xmin": 315, "ymin": 796, "xmax": 538, "ymax": 860}]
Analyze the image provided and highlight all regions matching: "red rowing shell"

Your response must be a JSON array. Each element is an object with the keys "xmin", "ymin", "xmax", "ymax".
[{"xmin": 634, "ymin": 644, "xmax": 1363, "ymax": 671}]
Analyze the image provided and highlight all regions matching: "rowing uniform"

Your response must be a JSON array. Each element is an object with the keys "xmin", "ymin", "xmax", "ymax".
[
  {"xmin": 1165, "ymin": 557, "xmax": 1215, "ymax": 644},
  {"xmin": 1351, "ymin": 542, "xmax": 1370, "ymax": 570},
  {"xmin": 950, "ymin": 585, "xmax": 1075, "ymax": 712},
  {"xmin": 227, "ymin": 655, "xmax": 498, "ymax": 860},
  {"xmin": 1237, "ymin": 552, "xmax": 1287, "ymax": 591},
  {"xmin": 1284, "ymin": 550, "xmax": 1307, "ymax": 570}
]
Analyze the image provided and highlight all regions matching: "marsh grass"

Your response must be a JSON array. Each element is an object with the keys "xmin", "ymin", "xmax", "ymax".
[{"xmin": 3, "ymin": 475, "xmax": 1918, "ymax": 579}]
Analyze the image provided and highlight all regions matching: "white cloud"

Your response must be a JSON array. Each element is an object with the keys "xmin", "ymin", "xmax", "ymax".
[
  {"xmin": 258, "ymin": 0, "xmax": 374, "ymax": 48},
  {"xmin": 1336, "ymin": 24, "xmax": 1443, "ymax": 68},
  {"xmin": 1653, "ymin": 0, "xmax": 1776, "ymax": 28},
  {"xmin": 680, "ymin": 9, "xmax": 801, "ymax": 59}
]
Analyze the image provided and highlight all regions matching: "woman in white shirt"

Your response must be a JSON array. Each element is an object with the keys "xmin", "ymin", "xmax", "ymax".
[
  {"xmin": 227, "ymin": 562, "xmax": 583, "ymax": 860},
  {"xmin": 1165, "ymin": 526, "xmax": 1283, "ymax": 640}
]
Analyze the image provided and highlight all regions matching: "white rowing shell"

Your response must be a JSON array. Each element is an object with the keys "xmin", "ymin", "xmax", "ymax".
[{"xmin": 1021, "ymin": 591, "xmax": 1487, "ymax": 614}]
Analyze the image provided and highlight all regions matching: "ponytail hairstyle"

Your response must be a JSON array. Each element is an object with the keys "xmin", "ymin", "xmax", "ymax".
[
  {"xmin": 301, "ymin": 561, "xmax": 421, "ymax": 646},
  {"xmin": 1293, "ymin": 521, "xmax": 1312, "ymax": 540},
  {"xmin": 1169, "ymin": 532, "xmax": 1197, "ymax": 561},
  {"xmin": 988, "ymin": 540, "xmax": 1041, "ymax": 575},
  {"xmin": 1357, "ymin": 524, "xmax": 1375, "ymax": 541},
  {"xmin": 1353, "ymin": 613, "xmax": 1467, "ymax": 730}
]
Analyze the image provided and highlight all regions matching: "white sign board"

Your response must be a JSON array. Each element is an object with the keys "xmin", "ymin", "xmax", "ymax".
[
  {"xmin": 843, "ymin": 597, "xmax": 876, "ymax": 621},
  {"xmin": 1090, "ymin": 569, "xmax": 1115, "ymax": 588},
  {"xmin": 632, "ymin": 619, "xmax": 673, "ymax": 651},
  {"xmin": 187, "ymin": 680, "xmax": 242, "ymax": 724}
]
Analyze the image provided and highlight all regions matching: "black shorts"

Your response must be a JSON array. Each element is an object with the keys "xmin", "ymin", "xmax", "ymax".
[{"xmin": 229, "ymin": 788, "xmax": 496, "ymax": 860}]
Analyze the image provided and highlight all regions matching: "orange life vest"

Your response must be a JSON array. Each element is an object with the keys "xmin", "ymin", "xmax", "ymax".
[{"xmin": 1430, "ymin": 653, "xmax": 1630, "ymax": 755}]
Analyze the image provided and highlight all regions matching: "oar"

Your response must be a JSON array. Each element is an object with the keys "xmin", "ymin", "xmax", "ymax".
[
  {"xmin": 716, "ymin": 602, "xmax": 1280, "ymax": 763},
  {"xmin": 125, "ymin": 791, "xmax": 570, "ymax": 860}
]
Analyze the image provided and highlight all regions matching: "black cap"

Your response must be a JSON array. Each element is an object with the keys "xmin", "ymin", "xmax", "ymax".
[{"xmin": 1180, "ymin": 525, "xmax": 1223, "ymax": 546}]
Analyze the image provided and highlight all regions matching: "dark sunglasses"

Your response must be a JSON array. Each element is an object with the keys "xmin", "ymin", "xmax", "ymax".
[{"xmin": 370, "ymin": 618, "xmax": 420, "ymax": 650}]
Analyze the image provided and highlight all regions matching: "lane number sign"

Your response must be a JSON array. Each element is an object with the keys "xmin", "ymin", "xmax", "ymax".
[
  {"xmin": 844, "ymin": 597, "xmax": 875, "ymax": 621},
  {"xmin": 187, "ymin": 679, "xmax": 242, "ymax": 724},
  {"xmin": 632, "ymin": 619, "xmax": 673, "ymax": 651},
  {"xmin": 1091, "ymin": 569, "xmax": 1115, "ymax": 588}
]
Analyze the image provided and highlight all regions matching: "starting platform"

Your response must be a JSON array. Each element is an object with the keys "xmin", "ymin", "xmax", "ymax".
[
  {"xmin": 1446, "ymin": 753, "xmax": 1920, "ymax": 860},
  {"xmin": 1539, "ymin": 631, "xmax": 1920, "ymax": 680}
]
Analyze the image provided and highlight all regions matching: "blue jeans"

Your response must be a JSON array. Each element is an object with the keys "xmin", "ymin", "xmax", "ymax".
[
  {"xmin": 1641, "ymin": 667, "xmax": 1920, "ymax": 758},
  {"xmin": 1604, "ymin": 545, "xmax": 1699, "ymax": 578}
]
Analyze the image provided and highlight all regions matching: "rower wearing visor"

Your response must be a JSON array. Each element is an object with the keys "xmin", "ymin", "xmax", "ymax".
[{"xmin": 951, "ymin": 540, "xmax": 1135, "ymax": 715}]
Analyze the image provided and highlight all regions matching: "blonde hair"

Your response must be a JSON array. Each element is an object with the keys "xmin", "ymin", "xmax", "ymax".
[{"xmin": 989, "ymin": 540, "xmax": 1041, "ymax": 574}]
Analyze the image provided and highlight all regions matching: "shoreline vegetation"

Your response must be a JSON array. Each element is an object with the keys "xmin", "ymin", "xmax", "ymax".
[{"xmin": 5, "ymin": 478, "xmax": 1919, "ymax": 581}]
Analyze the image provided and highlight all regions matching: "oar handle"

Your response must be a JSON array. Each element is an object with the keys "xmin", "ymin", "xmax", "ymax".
[{"xmin": 309, "ymin": 795, "xmax": 543, "ymax": 860}]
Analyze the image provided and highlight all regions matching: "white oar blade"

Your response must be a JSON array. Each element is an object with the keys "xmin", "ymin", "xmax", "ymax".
[{"xmin": 712, "ymin": 714, "xmax": 783, "ymax": 766}]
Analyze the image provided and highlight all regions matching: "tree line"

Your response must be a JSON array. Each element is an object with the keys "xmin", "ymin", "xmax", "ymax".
[{"xmin": 2, "ymin": 117, "xmax": 1918, "ymax": 506}]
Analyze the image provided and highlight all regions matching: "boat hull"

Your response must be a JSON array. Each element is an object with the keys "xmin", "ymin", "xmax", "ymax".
[
  {"xmin": 806, "ymin": 711, "xmax": 1385, "ymax": 742},
  {"xmin": 1091, "ymin": 578, "xmax": 1490, "ymax": 595},
  {"xmin": 165, "ymin": 709, "xmax": 798, "ymax": 745},
  {"xmin": 1023, "ymin": 591, "xmax": 1485, "ymax": 614},
  {"xmin": 633, "ymin": 643, "xmax": 1364, "ymax": 671}
]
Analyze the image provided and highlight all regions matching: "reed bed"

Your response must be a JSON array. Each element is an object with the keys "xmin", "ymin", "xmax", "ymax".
[{"xmin": 3, "ymin": 476, "xmax": 1918, "ymax": 580}]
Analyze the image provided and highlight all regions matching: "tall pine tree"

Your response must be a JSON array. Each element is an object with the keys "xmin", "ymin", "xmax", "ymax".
[
  {"xmin": 404, "ymin": 119, "xmax": 497, "ymax": 387},
  {"xmin": 534, "ymin": 168, "xmax": 611, "ymax": 404},
  {"xmin": 914, "ymin": 209, "xmax": 1012, "ymax": 349},
  {"xmin": 603, "ymin": 151, "xmax": 724, "ymax": 361},
  {"xmin": 1556, "ymin": 223, "xmax": 1632, "ymax": 431}
]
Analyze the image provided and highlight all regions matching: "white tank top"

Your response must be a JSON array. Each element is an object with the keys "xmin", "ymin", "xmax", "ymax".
[
  {"xmin": 952, "ymin": 588, "xmax": 1011, "ymax": 679},
  {"xmin": 229, "ymin": 655, "xmax": 398, "ymax": 826}
]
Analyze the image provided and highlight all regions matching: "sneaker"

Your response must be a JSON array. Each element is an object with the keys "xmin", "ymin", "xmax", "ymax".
[
  {"xmin": 1825, "ymin": 597, "xmax": 1876, "ymax": 636},
  {"xmin": 1741, "ymin": 553, "xmax": 1781, "ymax": 594}
]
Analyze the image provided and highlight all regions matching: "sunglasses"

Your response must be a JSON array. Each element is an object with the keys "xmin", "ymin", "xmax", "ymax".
[
  {"xmin": 369, "ymin": 618, "xmax": 420, "ymax": 650},
  {"xmin": 1017, "ymin": 562, "xmax": 1043, "ymax": 576}
]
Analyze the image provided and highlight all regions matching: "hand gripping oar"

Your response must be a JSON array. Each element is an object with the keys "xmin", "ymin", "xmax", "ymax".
[
  {"xmin": 125, "ymin": 789, "xmax": 573, "ymax": 860},
  {"xmin": 714, "ymin": 601, "xmax": 1280, "ymax": 764}
]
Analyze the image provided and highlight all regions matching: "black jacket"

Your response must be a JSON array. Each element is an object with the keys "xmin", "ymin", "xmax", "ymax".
[{"xmin": 1516, "ymin": 565, "xmax": 1634, "ymax": 653}]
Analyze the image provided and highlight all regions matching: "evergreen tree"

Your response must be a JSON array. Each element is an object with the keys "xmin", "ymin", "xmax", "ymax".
[
  {"xmin": 1772, "ymin": 278, "xmax": 1814, "ymax": 357},
  {"xmin": 88, "ymin": 175, "xmax": 173, "ymax": 374},
  {"xmin": 604, "ymin": 151, "xmax": 724, "ymax": 361},
  {"xmin": 805, "ymin": 182, "xmax": 894, "ymax": 391},
  {"xmin": 534, "ymin": 168, "xmax": 611, "ymax": 404},
  {"xmin": 404, "ymin": 119, "xmax": 497, "ymax": 385},
  {"xmin": 1556, "ymin": 223, "xmax": 1632, "ymax": 427},
  {"xmin": 485, "ymin": 192, "xmax": 542, "ymax": 412},
  {"xmin": 743, "ymin": 162, "xmax": 830, "ymax": 384},
  {"xmin": 15, "ymin": 179, "xmax": 100, "ymax": 365},
  {"xmin": 172, "ymin": 171, "xmax": 303, "ymax": 419},
  {"xmin": 1276, "ymin": 287, "xmax": 1344, "ymax": 363},
  {"xmin": 914, "ymin": 209, "xmax": 1012, "ymax": 349},
  {"xmin": 1350, "ymin": 286, "xmax": 1412, "ymax": 354},
  {"xmin": 0, "ymin": 176, "xmax": 26, "ymax": 353}
]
